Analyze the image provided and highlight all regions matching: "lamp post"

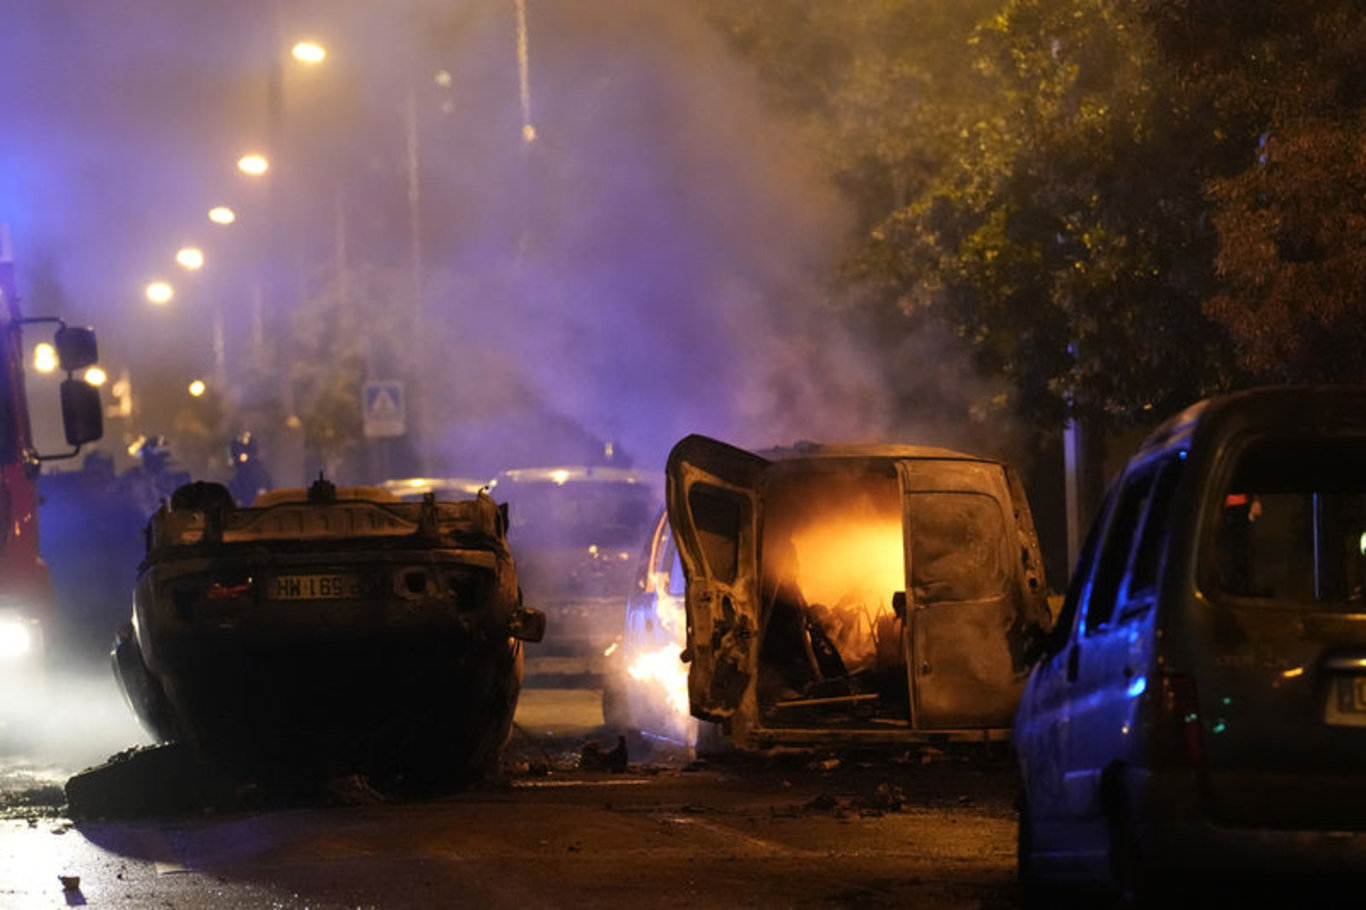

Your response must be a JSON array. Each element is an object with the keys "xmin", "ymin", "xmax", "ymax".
[{"xmin": 173, "ymin": 246, "xmax": 224, "ymax": 384}]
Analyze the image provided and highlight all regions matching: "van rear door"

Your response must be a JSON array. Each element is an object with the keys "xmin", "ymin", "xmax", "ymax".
[
  {"xmin": 898, "ymin": 459, "xmax": 1022, "ymax": 729},
  {"xmin": 665, "ymin": 435, "xmax": 766, "ymax": 725}
]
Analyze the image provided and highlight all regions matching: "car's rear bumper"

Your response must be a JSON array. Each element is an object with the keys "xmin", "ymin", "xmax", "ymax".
[{"xmin": 1135, "ymin": 768, "xmax": 1366, "ymax": 881}]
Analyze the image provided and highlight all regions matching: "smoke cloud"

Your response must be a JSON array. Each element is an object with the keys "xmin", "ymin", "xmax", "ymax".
[
  {"xmin": 1, "ymin": 0, "xmax": 1016, "ymax": 480},
  {"xmin": 408, "ymin": 0, "xmax": 896, "ymax": 477}
]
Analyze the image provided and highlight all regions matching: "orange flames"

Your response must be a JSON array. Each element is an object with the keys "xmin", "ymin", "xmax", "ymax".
[
  {"xmin": 786, "ymin": 516, "xmax": 904, "ymax": 673},
  {"xmin": 625, "ymin": 577, "xmax": 695, "ymax": 741},
  {"xmin": 627, "ymin": 644, "xmax": 690, "ymax": 717}
]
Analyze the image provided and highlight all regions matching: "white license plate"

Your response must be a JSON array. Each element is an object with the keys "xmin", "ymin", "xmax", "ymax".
[{"xmin": 269, "ymin": 573, "xmax": 369, "ymax": 601}]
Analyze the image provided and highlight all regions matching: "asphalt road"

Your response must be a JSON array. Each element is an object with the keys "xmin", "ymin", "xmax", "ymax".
[{"xmin": 1, "ymin": 686, "xmax": 1025, "ymax": 909}]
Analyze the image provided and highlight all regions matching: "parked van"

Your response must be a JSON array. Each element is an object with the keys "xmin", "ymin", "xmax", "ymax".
[
  {"xmin": 665, "ymin": 434, "xmax": 1051, "ymax": 751},
  {"xmin": 1013, "ymin": 386, "xmax": 1366, "ymax": 899}
]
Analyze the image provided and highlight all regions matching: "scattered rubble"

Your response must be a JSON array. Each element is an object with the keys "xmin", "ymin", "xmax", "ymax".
[{"xmin": 579, "ymin": 736, "xmax": 629, "ymax": 772}]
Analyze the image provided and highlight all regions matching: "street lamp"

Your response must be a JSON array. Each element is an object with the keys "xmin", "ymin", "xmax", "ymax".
[
  {"xmin": 188, "ymin": 379, "xmax": 206, "ymax": 398},
  {"xmin": 146, "ymin": 281, "xmax": 174, "ymax": 305},
  {"xmin": 175, "ymin": 247, "xmax": 205, "ymax": 270},
  {"xmin": 208, "ymin": 206, "xmax": 236, "ymax": 226},
  {"xmin": 237, "ymin": 153, "xmax": 270, "ymax": 177},
  {"xmin": 33, "ymin": 343, "xmax": 56, "ymax": 373},
  {"xmin": 84, "ymin": 366, "xmax": 108, "ymax": 387},
  {"xmin": 291, "ymin": 40, "xmax": 326, "ymax": 65}
]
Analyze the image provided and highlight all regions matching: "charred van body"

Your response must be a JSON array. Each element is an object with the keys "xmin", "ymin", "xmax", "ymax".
[
  {"xmin": 664, "ymin": 435, "xmax": 1052, "ymax": 751},
  {"xmin": 112, "ymin": 477, "xmax": 545, "ymax": 788}
]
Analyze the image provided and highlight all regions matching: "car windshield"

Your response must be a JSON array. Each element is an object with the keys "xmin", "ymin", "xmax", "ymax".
[
  {"xmin": 505, "ymin": 481, "xmax": 658, "ymax": 549},
  {"xmin": 1210, "ymin": 435, "xmax": 1366, "ymax": 605}
]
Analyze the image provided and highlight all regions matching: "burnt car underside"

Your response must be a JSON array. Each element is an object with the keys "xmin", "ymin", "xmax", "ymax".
[{"xmin": 113, "ymin": 478, "xmax": 543, "ymax": 789}]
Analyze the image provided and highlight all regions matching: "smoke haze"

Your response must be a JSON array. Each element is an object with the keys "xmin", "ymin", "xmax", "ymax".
[{"xmin": 0, "ymin": 0, "xmax": 1019, "ymax": 481}]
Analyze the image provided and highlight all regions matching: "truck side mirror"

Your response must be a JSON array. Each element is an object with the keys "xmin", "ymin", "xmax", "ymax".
[
  {"xmin": 59, "ymin": 378, "xmax": 102, "ymax": 447},
  {"xmin": 55, "ymin": 326, "xmax": 98, "ymax": 372}
]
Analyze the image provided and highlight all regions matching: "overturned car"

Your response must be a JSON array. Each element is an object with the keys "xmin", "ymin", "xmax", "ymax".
[
  {"xmin": 112, "ymin": 476, "xmax": 545, "ymax": 788},
  {"xmin": 661, "ymin": 435, "xmax": 1052, "ymax": 751}
]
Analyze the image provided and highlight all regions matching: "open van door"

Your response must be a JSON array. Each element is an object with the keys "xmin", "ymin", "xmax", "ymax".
[
  {"xmin": 666, "ymin": 435, "xmax": 767, "ymax": 725},
  {"xmin": 899, "ymin": 459, "xmax": 1024, "ymax": 729}
]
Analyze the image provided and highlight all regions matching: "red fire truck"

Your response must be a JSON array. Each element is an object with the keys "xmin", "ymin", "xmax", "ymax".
[{"xmin": 0, "ymin": 225, "xmax": 103, "ymax": 683}]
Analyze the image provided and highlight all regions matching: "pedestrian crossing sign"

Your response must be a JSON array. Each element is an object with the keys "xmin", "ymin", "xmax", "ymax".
[{"xmin": 362, "ymin": 380, "xmax": 405, "ymax": 438}]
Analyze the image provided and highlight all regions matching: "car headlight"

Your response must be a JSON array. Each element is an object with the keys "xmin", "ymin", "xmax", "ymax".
[{"xmin": 0, "ymin": 612, "xmax": 40, "ymax": 661}]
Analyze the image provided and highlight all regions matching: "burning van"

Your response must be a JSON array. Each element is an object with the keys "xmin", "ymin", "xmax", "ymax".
[
  {"xmin": 662, "ymin": 435, "xmax": 1052, "ymax": 751},
  {"xmin": 112, "ymin": 476, "xmax": 545, "ymax": 787}
]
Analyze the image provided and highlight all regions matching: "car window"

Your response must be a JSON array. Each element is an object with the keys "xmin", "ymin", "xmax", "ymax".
[
  {"xmin": 908, "ymin": 492, "xmax": 1007, "ymax": 602},
  {"xmin": 1209, "ymin": 435, "xmax": 1366, "ymax": 605},
  {"xmin": 668, "ymin": 541, "xmax": 687, "ymax": 597},
  {"xmin": 687, "ymin": 486, "xmax": 743, "ymax": 585},
  {"xmin": 505, "ymin": 482, "xmax": 658, "ymax": 549},
  {"xmin": 1049, "ymin": 485, "xmax": 1115, "ymax": 646},
  {"xmin": 1084, "ymin": 469, "xmax": 1155, "ymax": 632},
  {"xmin": 648, "ymin": 516, "xmax": 670, "ymax": 575},
  {"xmin": 1122, "ymin": 456, "xmax": 1186, "ymax": 603}
]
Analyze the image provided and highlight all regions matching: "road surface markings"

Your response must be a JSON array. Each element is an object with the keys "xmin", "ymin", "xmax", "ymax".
[
  {"xmin": 661, "ymin": 814, "xmax": 817, "ymax": 857},
  {"xmin": 511, "ymin": 778, "xmax": 654, "ymax": 789}
]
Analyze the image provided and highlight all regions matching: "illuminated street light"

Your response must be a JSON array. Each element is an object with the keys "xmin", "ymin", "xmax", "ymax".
[
  {"xmin": 188, "ymin": 379, "xmax": 207, "ymax": 397},
  {"xmin": 175, "ymin": 247, "xmax": 205, "ymax": 270},
  {"xmin": 33, "ymin": 343, "xmax": 57, "ymax": 373},
  {"xmin": 84, "ymin": 366, "xmax": 108, "ymax": 387},
  {"xmin": 208, "ymin": 206, "xmax": 236, "ymax": 225},
  {"xmin": 146, "ymin": 281, "xmax": 174, "ymax": 305},
  {"xmin": 291, "ymin": 41, "xmax": 326, "ymax": 64},
  {"xmin": 237, "ymin": 153, "xmax": 270, "ymax": 176}
]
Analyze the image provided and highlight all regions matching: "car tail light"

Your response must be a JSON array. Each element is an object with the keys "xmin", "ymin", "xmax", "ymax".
[
  {"xmin": 1152, "ymin": 671, "xmax": 1204, "ymax": 767},
  {"xmin": 206, "ymin": 580, "xmax": 253, "ymax": 603}
]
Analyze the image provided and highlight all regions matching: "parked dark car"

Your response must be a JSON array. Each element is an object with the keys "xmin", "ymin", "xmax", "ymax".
[
  {"xmin": 112, "ymin": 476, "xmax": 545, "ymax": 788},
  {"xmin": 1014, "ymin": 386, "xmax": 1366, "ymax": 901},
  {"xmin": 663, "ymin": 434, "xmax": 1051, "ymax": 751}
]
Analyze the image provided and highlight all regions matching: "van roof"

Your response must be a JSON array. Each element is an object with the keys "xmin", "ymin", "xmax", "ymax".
[
  {"xmin": 758, "ymin": 440, "xmax": 1003, "ymax": 465},
  {"xmin": 1135, "ymin": 386, "xmax": 1366, "ymax": 462}
]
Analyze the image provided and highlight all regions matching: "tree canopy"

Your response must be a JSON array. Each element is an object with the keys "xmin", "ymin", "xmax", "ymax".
[{"xmin": 703, "ymin": 0, "xmax": 1366, "ymax": 433}]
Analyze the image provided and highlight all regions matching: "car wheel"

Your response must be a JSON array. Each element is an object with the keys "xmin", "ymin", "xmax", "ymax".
[
  {"xmin": 1105, "ymin": 785, "xmax": 1154, "ymax": 907},
  {"xmin": 1017, "ymin": 793, "xmax": 1051, "ymax": 908},
  {"xmin": 1018, "ymin": 791, "xmax": 1092, "ymax": 909}
]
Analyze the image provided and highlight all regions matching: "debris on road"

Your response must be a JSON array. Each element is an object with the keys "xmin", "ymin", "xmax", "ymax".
[{"xmin": 579, "ymin": 735, "xmax": 629, "ymax": 772}]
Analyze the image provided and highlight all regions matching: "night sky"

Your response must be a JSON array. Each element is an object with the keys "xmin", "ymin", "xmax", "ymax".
[{"xmin": 1, "ymin": 1, "xmax": 980, "ymax": 481}]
